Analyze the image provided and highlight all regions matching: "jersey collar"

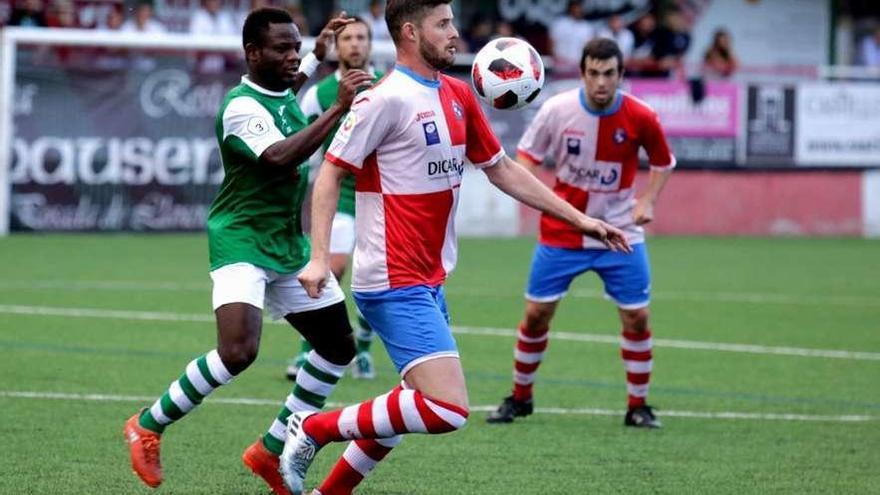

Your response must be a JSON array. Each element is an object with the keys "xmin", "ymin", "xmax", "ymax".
[
  {"xmin": 394, "ymin": 64, "xmax": 441, "ymax": 89},
  {"xmin": 579, "ymin": 88, "xmax": 622, "ymax": 117},
  {"xmin": 241, "ymin": 75, "xmax": 290, "ymax": 97}
]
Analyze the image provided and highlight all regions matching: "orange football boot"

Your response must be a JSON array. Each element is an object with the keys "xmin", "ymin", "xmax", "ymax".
[
  {"xmin": 123, "ymin": 410, "xmax": 163, "ymax": 488},
  {"xmin": 242, "ymin": 439, "xmax": 293, "ymax": 495}
]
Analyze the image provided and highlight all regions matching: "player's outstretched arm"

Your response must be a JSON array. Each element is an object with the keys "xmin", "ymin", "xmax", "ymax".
[
  {"xmin": 298, "ymin": 160, "xmax": 348, "ymax": 298},
  {"xmin": 260, "ymin": 70, "xmax": 374, "ymax": 169},
  {"xmin": 290, "ymin": 12, "xmax": 355, "ymax": 94},
  {"xmin": 484, "ymin": 156, "xmax": 632, "ymax": 253}
]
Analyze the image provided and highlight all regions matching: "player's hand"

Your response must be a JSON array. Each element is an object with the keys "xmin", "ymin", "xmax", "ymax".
[
  {"xmin": 632, "ymin": 197, "xmax": 655, "ymax": 225},
  {"xmin": 336, "ymin": 70, "xmax": 374, "ymax": 110},
  {"xmin": 578, "ymin": 217, "xmax": 632, "ymax": 253},
  {"xmin": 297, "ymin": 260, "xmax": 330, "ymax": 299},
  {"xmin": 313, "ymin": 11, "xmax": 354, "ymax": 61}
]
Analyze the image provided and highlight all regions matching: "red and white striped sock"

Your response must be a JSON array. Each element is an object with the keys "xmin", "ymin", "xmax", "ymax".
[
  {"xmin": 621, "ymin": 328, "xmax": 653, "ymax": 408},
  {"xmin": 512, "ymin": 322, "xmax": 550, "ymax": 402},
  {"xmin": 302, "ymin": 385, "xmax": 469, "ymax": 445},
  {"xmin": 316, "ymin": 436, "xmax": 401, "ymax": 495}
]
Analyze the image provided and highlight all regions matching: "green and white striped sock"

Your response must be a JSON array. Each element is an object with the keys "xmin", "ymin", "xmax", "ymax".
[
  {"xmin": 356, "ymin": 313, "xmax": 372, "ymax": 354},
  {"xmin": 138, "ymin": 349, "xmax": 234, "ymax": 434},
  {"xmin": 262, "ymin": 350, "xmax": 345, "ymax": 455}
]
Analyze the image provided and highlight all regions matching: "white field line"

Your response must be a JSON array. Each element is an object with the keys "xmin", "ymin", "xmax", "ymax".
[
  {"xmin": 1, "ymin": 304, "xmax": 879, "ymax": 362},
  {"xmin": 1, "ymin": 281, "xmax": 879, "ymax": 308},
  {"xmin": 0, "ymin": 390, "xmax": 872, "ymax": 423}
]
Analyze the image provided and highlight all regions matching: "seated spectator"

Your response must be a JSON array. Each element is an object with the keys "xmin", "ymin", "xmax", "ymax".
[
  {"xmin": 464, "ymin": 14, "xmax": 493, "ymax": 52},
  {"xmin": 648, "ymin": 9, "xmax": 691, "ymax": 78},
  {"xmin": 361, "ymin": 0, "xmax": 390, "ymax": 42},
  {"xmin": 550, "ymin": 0, "xmax": 594, "ymax": 75},
  {"xmin": 93, "ymin": 4, "xmax": 130, "ymax": 70},
  {"xmin": 9, "ymin": 0, "xmax": 48, "ymax": 27},
  {"xmin": 598, "ymin": 15, "xmax": 634, "ymax": 59},
  {"xmin": 45, "ymin": 0, "xmax": 77, "ymax": 28},
  {"xmin": 703, "ymin": 28, "xmax": 737, "ymax": 78},
  {"xmin": 625, "ymin": 13, "xmax": 658, "ymax": 76},
  {"xmin": 189, "ymin": 0, "xmax": 237, "ymax": 73},
  {"xmin": 120, "ymin": 2, "xmax": 166, "ymax": 34},
  {"xmin": 859, "ymin": 26, "xmax": 880, "ymax": 67}
]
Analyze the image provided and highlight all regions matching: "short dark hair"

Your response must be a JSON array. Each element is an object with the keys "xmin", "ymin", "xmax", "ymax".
[
  {"xmin": 384, "ymin": 0, "xmax": 452, "ymax": 44},
  {"xmin": 335, "ymin": 16, "xmax": 372, "ymax": 43},
  {"xmin": 580, "ymin": 37, "xmax": 624, "ymax": 74},
  {"xmin": 242, "ymin": 7, "xmax": 294, "ymax": 49}
]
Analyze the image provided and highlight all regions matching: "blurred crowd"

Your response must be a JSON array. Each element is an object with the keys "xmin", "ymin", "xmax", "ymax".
[{"xmin": 0, "ymin": 0, "xmax": 746, "ymax": 79}]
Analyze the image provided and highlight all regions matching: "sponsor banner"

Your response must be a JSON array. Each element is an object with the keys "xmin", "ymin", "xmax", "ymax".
[
  {"xmin": 626, "ymin": 79, "xmax": 739, "ymax": 164},
  {"xmin": 745, "ymin": 85, "xmax": 796, "ymax": 165},
  {"xmin": 10, "ymin": 59, "xmax": 236, "ymax": 232},
  {"xmin": 796, "ymin": 83, "xmax": 880, "ymax": 166}
]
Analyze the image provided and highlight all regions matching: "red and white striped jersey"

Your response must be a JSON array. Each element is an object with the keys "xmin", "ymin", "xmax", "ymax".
[
  {"xmin": 518, "ymin": 88, "xmax": 675, "ymax": 249},
  {"xmin": 325, "ymin": 66, "xmax": 504, "ymax": 292}
]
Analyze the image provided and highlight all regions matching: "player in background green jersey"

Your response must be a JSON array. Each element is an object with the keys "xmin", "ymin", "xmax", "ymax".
[
  {"xmin": 286, "ymin": 17, "xmax": 383, "ymax": 381},
  {"xmin": 123, "ymin": 9, "xmax": 374, "ymax": 495}
]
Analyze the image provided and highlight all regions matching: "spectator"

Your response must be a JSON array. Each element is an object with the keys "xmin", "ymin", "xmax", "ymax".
[
  {"xmin": 859, "ymin": 26, "xmax": 880, "ymax": 67},
  {"xmin": 189, "ymin": 0, "xmax": 238, "ymax": 73},
  {"xmin": 283, "ymin": 1, "xmax": 309, "ymax": 37},
  {"xmin": 703, "ymin": 28, "xmax": 737, "ymax": 78},
  {"xmin": 361, "ymin": 0, "xmax": 390, "ymax": 42},
  {"xmin": 550, "ymin": 0, "xmax": 594, "ymax": 74},
  {"xmin": 93, "ymin": 5, "xmax": 130, "ymax": 70},
  {"xmin": 9, "ymin": 0, "xmax": 48, "ymax": 27},
  {"xmin": 46, "ymin": 0, "xmax": 77, "ymax": 28},
  {"xmin": 464, "ymin": 14, "xmax": 493, "ymax": 52},
  {"xmin": 598, "ymin": 15, "xmax": 634, "ymax": 59},
  {"xmin": 494, "ymin": 20, "xmax": 516, "ymax": 40},
  {"xmin": 120, "ymin": 2, "xmax": 166, "ymax": 34},
  {"xmin": 649, "ymin": 9, "xmax": 691, "ymax": 78},
  {"xmin": 190, "ymin": 0, "xmax": 236, "ymax": 35},
  {"xmin": 626, "ymin": 12, "xmax": 658, "ymax": 76}
]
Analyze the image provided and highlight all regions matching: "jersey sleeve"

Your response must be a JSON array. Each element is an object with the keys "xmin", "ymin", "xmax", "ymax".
[
  {"xmin": 299, "ymin": 85, "xmax": 322, "ymax": 121},
  {"xmin": 642, "ymin": 109, "xmax": 676, "ymax": 170},
  {"xmin": 516, "ymin": 101, "xmax": 554, "ymax": 165},
  {"xmin": 462, "ymin": 90, "xmax": 504, "ymax": 168},
  {"xmin": 325, "ymin": 92, "xmax": 393, "ymax": 173},
  {"xmin": 221, "ymin": 96, "xmax": 285, "ymax": 161}
]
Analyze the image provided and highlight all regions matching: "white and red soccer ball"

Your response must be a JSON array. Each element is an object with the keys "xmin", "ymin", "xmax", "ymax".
[{"xmin": 471, "ymin": 37, "xmax": 545, "ymax": 110}]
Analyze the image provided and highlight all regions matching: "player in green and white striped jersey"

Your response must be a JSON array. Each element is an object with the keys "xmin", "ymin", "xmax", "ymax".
[
  {"xmin": 286, "ymin": 17, "xmax": 384, "ymax": 382},
  {"xmin": 122, "ymin": 9, "xmax": 374, "ymax": 495}
]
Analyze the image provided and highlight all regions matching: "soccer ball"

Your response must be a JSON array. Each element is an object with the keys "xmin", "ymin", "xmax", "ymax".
[{"xmin": 471, "ymin": 37, "xmax": 545, "ymax": 110}]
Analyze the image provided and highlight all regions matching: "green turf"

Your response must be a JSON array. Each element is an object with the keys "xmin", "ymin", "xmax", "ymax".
[{"xmin": 1, "ymin": 234, "xmax": 878, "ymax": 494}]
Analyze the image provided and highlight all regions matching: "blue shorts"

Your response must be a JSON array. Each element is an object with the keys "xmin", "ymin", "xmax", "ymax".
[
  {"xmin": 525, "ymin": 243, "xmax": 651, "ymax": 309},
  {"xmin": 354, "ymin": 285, "xmax": 458, "ymax": 376}
]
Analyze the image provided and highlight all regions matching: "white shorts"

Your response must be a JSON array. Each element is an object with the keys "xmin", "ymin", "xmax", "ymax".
[
  {"xmin": 210, "ymin": 262, "xmax": 345, "ymax": 320},
  {"xmin": 329, "ymin": 212, "xmax": 356, "ymax": 255}
]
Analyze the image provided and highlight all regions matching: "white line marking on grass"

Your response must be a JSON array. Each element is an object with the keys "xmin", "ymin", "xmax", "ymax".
[
  {"xmin": 2, "ymin": 304, "xmax": 879, "ymax": 362},
  {"xmin": 0, "ymin": 390, "xmax": 873, "ymax": 423},
  {"xmin": 3, "ymin": 281, "xmax": 879, "ymax": 308}
]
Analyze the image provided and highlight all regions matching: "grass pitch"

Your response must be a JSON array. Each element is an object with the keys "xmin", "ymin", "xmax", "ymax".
[{"xmin": 1, "ymin": 235, "xmax": 878, "ymax": 494}]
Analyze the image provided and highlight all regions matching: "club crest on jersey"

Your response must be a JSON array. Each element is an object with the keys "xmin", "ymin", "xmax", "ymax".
[
  {"xmin": 452, "ymin": 100, "xmax": 464, "ymax": 120},
  {"xmin": 566, "ymin": 137, "xmax": 581, "ymax": 155},
  {"xmin": 613, "ymin": 128, "xmax": 627, "ymax": 144},
  {"xmin": 423, "ymin": 121, "xmax": 441, "ymax": 145}
]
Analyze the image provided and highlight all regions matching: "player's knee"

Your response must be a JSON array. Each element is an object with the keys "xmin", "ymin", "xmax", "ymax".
[
  {"xmin": 312, "ymin": 337, "xmax": 356, "ymax": 366},
  {"xmin": 622, "ymin": 308, "xmax": 650, "ymax": 333},
  {"xmin": 218, "ymin": 340, "xmax": 259, "ymax": 374},
  {"xmin": 524, "ymin": 306, "xmax": 554, "ymax": 331}
]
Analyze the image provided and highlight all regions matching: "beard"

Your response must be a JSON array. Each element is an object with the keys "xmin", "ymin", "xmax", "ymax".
[{"xmin": 419, "ymin": 40, "xmax": 454, "ymax": 71}]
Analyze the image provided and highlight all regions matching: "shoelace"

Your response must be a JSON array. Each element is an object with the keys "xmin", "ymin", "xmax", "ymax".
[{"xmin": 141, "ymin": 435, "xmax": 161, "ymax": 466}]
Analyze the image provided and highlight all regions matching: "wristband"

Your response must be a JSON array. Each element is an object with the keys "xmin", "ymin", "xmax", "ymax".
[{"xmin": 298, "ymin": 52, "xmax": 320, "ymax": 77}]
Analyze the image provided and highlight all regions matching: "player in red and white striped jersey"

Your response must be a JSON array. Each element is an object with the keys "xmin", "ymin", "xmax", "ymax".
[
  {"xmin": 278, "ymin": 3, "xmax": 630, "ymax": 494},
  {"xmin": 487, "ymin": 37, "xmax": 675, "ymax": 428}
]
